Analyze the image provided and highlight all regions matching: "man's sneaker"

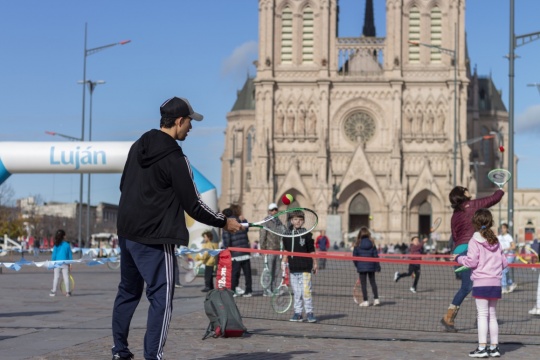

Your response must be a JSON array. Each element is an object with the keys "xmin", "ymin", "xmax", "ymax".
[
  {"xmin": 175, "ymin": 284, "xmax": 183, "ymax": 288},
  {"xmin": 233, "ymin": 293, "xmax": 239, "ymax": 298},
  {"xmin": 112, "ymin": 353, "xmax": 134, "ymax": 360},
  {"xmin": 528, "ymin": 307, "xmax": 540, "ymax": 315},
  {"xmin": 359, "ymin": 301, "xmax": 369, "ymax": 307},
  {"xmin": 235, "ymin": 287, "xmax": 245, "ymax": 295},
  {"xmin": 488, "ymin": 346, "xmax": 501, "ymax": 357},
  {"xmin": 49, "ymin": 291, "xmax": 56, "ymax": 297},
  {"xmin": 201, "ymin": 287, "xmax": 210, "ymax": 292},
  {"xmin": 65, "ymin": 292, "xmax": 71, "ymax": 297},
  {"xmin": 394, "ymin": 272, "xmax": 399, "ymax": 282},
  {"xmin": 373, "ymin": 299, "xmax": 381, "ymax": 306},
  {"xmin": 242, "ymin": 293, "xmax": 252, "ymax": 298},
  {"xmin": 502, "ymin": 287, "xmax": 509, "ymax": 294},
  {"xmin": 409, "ymin": 287, "xmax": 417, "ymax": 293},
  {"xmin": 306, "ymin": 312, "xmax": 317, "ymax": 323},
  {"xmin": 468, "ymin": 347, "xmax": 489, "ymax": 358},
  {"xmin": 508, "ymin": 283, "xmax": 517, "ymax": 293},
  {"xmin": 290, "ymin": 313, "xmax": 303, "ymax": 322}
]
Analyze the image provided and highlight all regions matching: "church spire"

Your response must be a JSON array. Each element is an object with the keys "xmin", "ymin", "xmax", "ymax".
[{"xmin": 362, "ymin": 0, "xmax": 376, "ymax": 37}]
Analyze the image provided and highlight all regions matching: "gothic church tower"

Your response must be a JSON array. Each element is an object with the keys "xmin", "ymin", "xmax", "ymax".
[{"xmin": 221, "ymin": 0, "xmax": 468, "ymax": 245}]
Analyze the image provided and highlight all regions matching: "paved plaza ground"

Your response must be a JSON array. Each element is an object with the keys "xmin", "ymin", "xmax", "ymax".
[{"xmin": 0, "ymin": 254, "xmax": 539, "ymax": 359}]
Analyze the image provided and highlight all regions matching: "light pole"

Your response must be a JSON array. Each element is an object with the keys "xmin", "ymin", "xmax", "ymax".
[
  {"xmin": 79, "ymin": 23, "xmax": 130, "ymax": 250},
  {"xmin": 78, "ymin": 80, "xmax": 105, "ymax": 247},
  {"xmin": 507, "ymin": 0, "xmax": 540, "ymax": 238},
  {"xmin": 409, "ymin": 25, "xmax": 458, "ymax": 186}
]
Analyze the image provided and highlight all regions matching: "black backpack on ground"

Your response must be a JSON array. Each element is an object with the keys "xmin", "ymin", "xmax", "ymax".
[{"xmin": 202, "ymin": 288, "xmax": 247, "ymax": 340}]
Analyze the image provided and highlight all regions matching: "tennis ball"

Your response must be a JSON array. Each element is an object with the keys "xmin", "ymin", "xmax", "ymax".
[
  {"xmin": 369, "ymin": 215, "xmax": 373, "ymax": 220},
  {"xmin": 282, "ymin": 193, "xmax": 294, "ymax": 205}
]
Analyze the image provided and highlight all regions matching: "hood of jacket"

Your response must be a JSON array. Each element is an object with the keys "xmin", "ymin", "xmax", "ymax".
[
  {"xmin": 472, "ymin": 231, "xmax": 501, "ymax": 252},
  {"xmin": 360, "ymin": 237, "xmax": 374, "ymax": 250},
  {"xmin": 137, "ymin": 129, "xmax": 182, "ymax": 168}
]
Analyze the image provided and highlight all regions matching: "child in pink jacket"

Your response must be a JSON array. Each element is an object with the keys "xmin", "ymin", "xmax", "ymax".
[{"xmin": 455, "ymin": 208, "xmax": 508, "ymax": 358}]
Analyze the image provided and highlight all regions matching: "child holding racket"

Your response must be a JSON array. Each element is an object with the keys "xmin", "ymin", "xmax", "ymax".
[
  {"xmin": 282, "ymin": 210, "xmax": 318, "ymax": 323},
  {"xmin": 394, "ymin": 235, "xmax": 427, "ymax": 293},
  {"xmin": 352, "ymin": 227, "xmax": 381, "ymax": 306},
  {"xmin": 454, "ymin": 208, "xmax": 507, "ymax": 358}
]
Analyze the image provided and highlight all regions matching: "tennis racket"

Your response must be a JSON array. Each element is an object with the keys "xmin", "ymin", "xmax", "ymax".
[
  {"xmin": 516, "ymin": 244, "xmax": 539, "ymax": 264},
  {"xmin": 241, "ymin": 207, "xmax": 318, "ymax": 237},
  {"xmin": 179, "ymin": 255, "xmax": 195, "ymax": 271},
  {"xmin": 430, "ymin": 217, "xmax": 442, "ymax": 233},
  {"xmin": 271, "ymin": 262, "xmax": 292, "ymax": 313},
  {"xmin": 353, "ymin": 279, "xmax": 362, "ymax": 304},
  {"xmin": 454, "ymin": 265, "xmax": 469, "ymax": 273},
  {"xmin": 260, "ymin": 255, "xmax": 272, "ymax": 290},
  {"xmin": 488, "ymin": 169, "xmax": 512, "ymax": 189}
]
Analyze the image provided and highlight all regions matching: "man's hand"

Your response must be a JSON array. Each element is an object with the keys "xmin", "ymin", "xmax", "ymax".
[{"xmin": 224, "ymin": 217, "xmax": 243, "ymax": 233}]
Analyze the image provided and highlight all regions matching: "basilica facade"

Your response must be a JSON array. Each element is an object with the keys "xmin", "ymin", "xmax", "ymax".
[{"xmin": 219, "ymin": 1, "xmax": 538, "ymax": 246}]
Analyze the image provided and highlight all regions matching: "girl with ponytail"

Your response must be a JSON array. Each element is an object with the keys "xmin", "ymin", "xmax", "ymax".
[
  {"xmin": 50, "ymin": 229, "xmax": 73, "ymax": 297},
  {"xmin": 454, "ymin": 208, "xmax": 508, "ymax": 357}
]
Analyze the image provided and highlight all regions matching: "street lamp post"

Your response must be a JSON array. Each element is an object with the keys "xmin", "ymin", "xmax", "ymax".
[
  {"xmin": 409, "ymin": 25, "xmax": 458, "ymax": 186},
  {"xmin": 78, "ymin": 23, "xmax": 130, "ymax": 250},
  {"xmin": 78, "ymin": 80, "xmax": 105, "ymax": 247},
  {"xmin": 507, "ymin": 0, "xmax": 540, "ymax": 238}
]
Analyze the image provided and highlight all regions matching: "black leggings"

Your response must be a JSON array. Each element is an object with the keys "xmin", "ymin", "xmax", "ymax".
[
  {"xmin": 397, "ymin": 264, "xmax": 420, "ymax": 289},
  {"xmin": 359, "ymin": 272, "xmax": 378, "ymax": 301}
]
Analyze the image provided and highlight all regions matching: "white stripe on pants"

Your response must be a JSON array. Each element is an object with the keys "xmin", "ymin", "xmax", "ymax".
[
  {"xmin": 290, "ymin": 272, "xmax": 313, "ymax": 314},
  {"xmin": 475, "ymin": 298, "xmax": 499, "ymax": 345}
]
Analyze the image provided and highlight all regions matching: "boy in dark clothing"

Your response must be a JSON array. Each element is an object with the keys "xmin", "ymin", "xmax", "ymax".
[
  {"xmin": 222, "ymin": 205, "xmax": 253, "ymax": 297},
  {"xmin": 282, "ymin": 210, "xmax": 318, "ymax": 323},
  {"xmin": 394, "ymin": 236, "xmax": 427, "ymax": 293}
]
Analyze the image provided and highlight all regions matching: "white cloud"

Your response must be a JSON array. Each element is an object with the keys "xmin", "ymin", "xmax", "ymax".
[
  {"xmin": 221, "ymin": 41, "xmax": 258, "ymax": 78},
  {"xmin": 516, "ymin": 104, "xmax": 540, "ymax": 134}
]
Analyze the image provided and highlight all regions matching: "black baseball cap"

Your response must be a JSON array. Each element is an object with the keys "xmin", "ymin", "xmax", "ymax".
[{"xmin": 160, "ymin": 97, "xmax": 203, "ymax": 121}]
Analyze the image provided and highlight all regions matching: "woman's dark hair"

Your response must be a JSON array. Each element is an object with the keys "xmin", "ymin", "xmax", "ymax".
[
  {"xmin": 355, "ymin": 226, "xmax": 374, "ymax": 247},
  {"xmin": 472, "ymin": 208, "xmax": 498, "ymax": 245},
  {"xmin": 54, "ymin": 229, "xmax": 66, "ymax": 247},
  {"xmin": 449, "ymin": 186, "xmax": 472, "ymax": 211}
]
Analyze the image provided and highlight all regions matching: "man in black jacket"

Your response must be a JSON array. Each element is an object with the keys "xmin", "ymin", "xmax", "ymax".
[{"xmin": 111, "ymin": 96, "xmax": 242, "ymax": 360}]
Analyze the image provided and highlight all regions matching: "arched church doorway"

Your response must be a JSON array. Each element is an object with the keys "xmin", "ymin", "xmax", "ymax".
[
  {"xmin": 349, "ymin": 193, "xmax": 370, "ymax": 233},
  {"xmin": 418, "ymin": 201, "xmax": 432, "ymax": 240}
]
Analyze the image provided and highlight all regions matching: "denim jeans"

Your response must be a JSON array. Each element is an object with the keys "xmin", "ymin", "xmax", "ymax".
[{"xmin": 452, "ymin": 267, "xmax": 473, "ymax": 306}]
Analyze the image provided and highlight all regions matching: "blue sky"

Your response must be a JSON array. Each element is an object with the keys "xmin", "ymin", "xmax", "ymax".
[{"xmin": 1, "ymin": 0, "xmax": 539, "ymax": 206}]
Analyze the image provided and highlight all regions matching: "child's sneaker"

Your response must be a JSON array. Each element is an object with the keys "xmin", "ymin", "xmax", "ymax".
[
  {"xmin": 488, "ymin": 346, "xmax": 501, "ymax": 357},
  {"xmin": 528, "ymin": 307, "xmax": 540, "ymax": 315},
  {"xmin": 235, "ymin": 287, "xmax": 245, "ymax": 295},
  {"xmin": 66, "ymin": 292, "xmax": 72, "ymax": 297},
  {"xmin": 469, "ymin": 347, "xmax": 489, "ymax": 358},
  {"xmin": 373, "ymin": 299, "xmax": 381, "ymax": 306},
  {"xmin": 359, "ymin": 301, "xmax": 369, "ymax": 307},
  {"xmin": 306, "ymin": 312, "xmax": 317, "ymax": 323},
  {"xmin": 49, "ymin": 291, "xmax": 56, "ymax": 297},
  {"xmin": 409, "ymin": 287, "xmax": 417, "ymax": 293},
  {"xmin": 289, "ymin": 313, "xmax": 303, "ymax": 322},
  {"xmin": 394, "ymin": 272, "xmax": 399, "ymax": 282}
]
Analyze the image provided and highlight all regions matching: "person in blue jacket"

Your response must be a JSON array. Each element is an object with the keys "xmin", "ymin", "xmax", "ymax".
[
  {"xmin": 353, "ymin": 227, "xmax": 381, "ymax": 307},
  {"xmin": 50, "ymin": 229, "xmax": 72, "ymax": 297}
]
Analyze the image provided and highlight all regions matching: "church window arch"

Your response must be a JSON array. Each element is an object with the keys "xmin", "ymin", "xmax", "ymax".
[
  {"xmin": 302, "ymin": 6, "xmax": 314, "ymax": 64},
  {"xmin": 408, "ymin": 6, "xmax": 420, "ymax": 64},
  {"xmin": 349, "ymin": 193, "xmax": 370, "ymax": 233},
  {"xmin": 281, "ymin": 6, "xmax": 293, "ymax": 64},
  {"xmin": 430, "ymin": 7, "xmax": 442, "ymax": 63}
]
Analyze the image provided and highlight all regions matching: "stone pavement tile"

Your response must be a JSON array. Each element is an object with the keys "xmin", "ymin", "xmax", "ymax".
[{"xmin": 25, "ymin": 311, "xmax": 540, "ymax": 360}]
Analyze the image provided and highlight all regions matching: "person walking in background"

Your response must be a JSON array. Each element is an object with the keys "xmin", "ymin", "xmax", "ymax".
[
  {"xmin": 112, "ymin": 96, "xmax": 242, "ymax": 360},
  {"xmin": 282, "ymin": 209, "xmax": 318, "ymax": 323},
  {"xmin": 50, "ymin": 229, "xmax": 72, "ymax": 297},
  {"xmin": 440, "ymin": 186, "xmax": 504, "ymax": 333},
  {"xmin": 315, "ymin": 230, "xmax": 330, "ymax": 270},
  {"xmin": 222, "ymin": 204, "xmax": 253, "ymax": 298},
  {"xmin": 195, "ymin": 230, "xmax": 218, "ymax": 292},
  {"xmin": 394, "ymin": 235, "xmax": 427, "ymax": 293},
  {"xmin": 498, "ymin": 223, "xmax": 517, "ymax": 294},
  {"xmin": 454, "ymin": 208, "xmax": 507, "ymax": 358},
  {"xmin": 352, "ymin": 227, "xmax": 381, "ymax": 307},
  {"xmin": 259, "ymin": 203, "xmax": 283, "ymax": 296},
  {"xmin": 33, "ymin": 237, "xmax": 40, "ymax": 258}
]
